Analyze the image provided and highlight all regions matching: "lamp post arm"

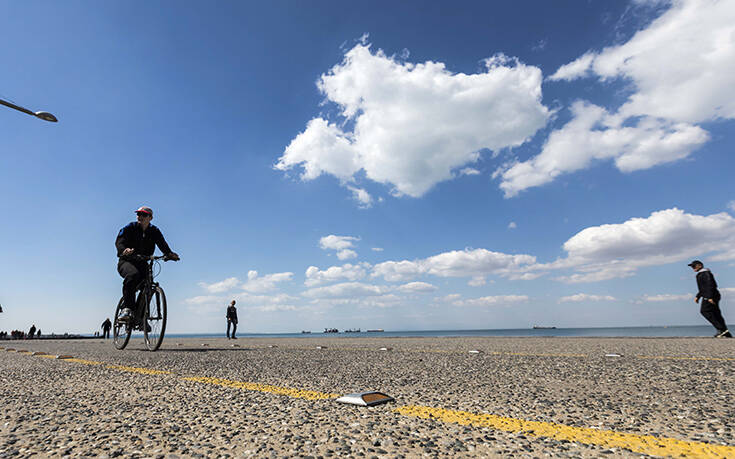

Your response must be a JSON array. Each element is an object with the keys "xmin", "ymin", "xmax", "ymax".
[{"xmin": 0, "ymin": 98, "xmax": 36, "ymax": 117}]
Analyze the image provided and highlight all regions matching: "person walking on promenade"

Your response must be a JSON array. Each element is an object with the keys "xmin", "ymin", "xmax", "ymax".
[
  {"xmin": 101, "ymin": 318, "xmax": 112, "ymax": 339},
  {"xmin": 116, "ymin": 206, "xmax": 179, "ymax": 324},
  {"xmin": 28, "ymin": 324, "xmax": 36, "ymax": 340},
  {"xmin": 226, "ymin": 300, "xmax": 238, "ymax": 339},
  {"xmin": 689, "ymin": 260, "xmax": 732, "ymax": 338}
]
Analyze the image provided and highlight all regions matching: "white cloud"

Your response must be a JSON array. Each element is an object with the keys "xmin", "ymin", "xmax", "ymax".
[
  {"xmin": 348, "ymin": 186, "xmax": 373, "ymax": 208},
  {"xmin": 276, "ymin": 43, "xmax": 550, "ymax": 198},
  {"xmin": 503, "ymin": 0, "xmax": 734, "ymax": 196},
  {"xmin": 241, "ymin": 271, "xmax": 293, "ymax": 293},
  {"xmin": 639, "ymin": 293, "xmax": 690, "ymax": 302},
  {"xmin": 468, "ymin": 276, "xmax": 486, "ymax": 287},
  {"xmin": 185, "ymin": 295, "xmax": 224, "ymax": 305},
  {"xmin": 497, "ymin": 102, "xmax": 709, "ymax": 197},
  {"xmin": 372, "ymin": 248, "xmax": 537, "ymax": 282},
  {"xmin": 304, "ymin": 263, "xmax": 369, "ymax": 287},
  {"xmin": 337, "ymin": 249, "xmax": 358, "ymax": 260},
  {"xmin": 558, "ymin": 293, "xmax": 616, "ymax": 303},
  {"xmin": 451, "ymin": 295, "xmax": 529, "ymax": 307},
  {"xmin": 728, "ymin": 201, "xmax": 735, "ymax": 213},
  {"xmin": 396, "ymin": 281, "xmax": 437, "ymax": 293},
  {"xmin": 459, "ymin": 168, "xmax": 481, "ymax": 176},
  {"xmin": 302, "ymin": 282, "xmax": 387, "ymax": 299},
  {"xmin": 319, "ymin": 235, "xmax": 360, "ymax": 251},
  {"xmin": 508, "ymin": 222, "xmax": 517, "ymax": 229},
  {"xmin": 549, "ymin": 52, "xmax": 595, "ymax": 81},
  {"xmin": 545, "ymin": 208, "xmax": 735, "ymax": 283},
  {"xmin": 371, "ymin": 247, "xmax": 384, "ymax": 252},
  {"xmin": 198, "ymin": 277, "xmax": 240, "ymax": 293}
]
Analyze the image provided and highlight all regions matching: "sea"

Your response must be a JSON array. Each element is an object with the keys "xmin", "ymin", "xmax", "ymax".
[{"xmin": 164, "ymin": 325, "xmax": 719, "ymax": 339}]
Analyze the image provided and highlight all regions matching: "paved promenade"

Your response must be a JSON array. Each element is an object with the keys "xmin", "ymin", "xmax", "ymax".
[{"xmin": 1, "ymin": 337, "xmax": 734, "ymax": 457}]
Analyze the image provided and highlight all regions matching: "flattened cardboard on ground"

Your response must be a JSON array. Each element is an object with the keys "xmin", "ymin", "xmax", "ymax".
[{"xmin": 336, "ymin": 391, "xmax": 394, "ymax": 407}]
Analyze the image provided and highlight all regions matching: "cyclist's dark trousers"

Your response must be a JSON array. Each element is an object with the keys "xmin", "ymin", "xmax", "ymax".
[
  {"xmin": 103, "ymin": 329, "xmax": 110, "ymax": 339},
  {"xmin": 701, "ymin": 299, "xmax": 727, "ymax": 333},
  {"xmin": 118, "ymin": 261, "xmax": 146, "ymax": 311},
  {"xmin": 227, "ymin": 320, "xmax": 237, "ymax": 338}
]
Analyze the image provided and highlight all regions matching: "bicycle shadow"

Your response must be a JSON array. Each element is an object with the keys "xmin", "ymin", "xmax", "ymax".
[{"xmin": 148, "ymin": 347, "xmax": 256, "ymax": 353}]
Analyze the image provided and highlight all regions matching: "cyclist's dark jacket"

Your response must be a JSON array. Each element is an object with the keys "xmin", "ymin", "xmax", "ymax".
[
  {"xmin": 695, "ymin": 268, "xmax": 720, "ymax": 302},
  {"xmin": 115, "ymin": 222, "xmax": 173, "ymax": 261}
]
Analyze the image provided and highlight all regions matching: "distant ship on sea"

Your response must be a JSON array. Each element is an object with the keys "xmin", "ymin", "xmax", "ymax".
[
  {"xmin": 344, "ymin": 328, "xmax": 360, "ymax": 333},
  {"xmin": 532, "ymin": 325, "xmax": 557, "ymax": 329},
  {"xmin": 366, "ymin": 329, "xmax": 384, "ymax": 332},
  {"xmin": 323, "ymin": 328, "xmax": 338, "ymax": 333}
]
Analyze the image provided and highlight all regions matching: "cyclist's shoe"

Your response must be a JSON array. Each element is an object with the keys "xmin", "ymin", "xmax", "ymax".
[
  {"xmin": 715, "ymin": 329, "xmax": 732, "ymax": 338},
  {"xmin": 134, "ymin": 322, "xmax": 152, "ymax": 333},
  {"xmin": 118, "ymin": 308, "xmax": 134, "ymax": 322}
]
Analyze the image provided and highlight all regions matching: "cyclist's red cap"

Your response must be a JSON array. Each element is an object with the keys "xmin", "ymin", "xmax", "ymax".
[{"xmin": 135, "ymin": 206, "xmax": 153, "ymax": 216}]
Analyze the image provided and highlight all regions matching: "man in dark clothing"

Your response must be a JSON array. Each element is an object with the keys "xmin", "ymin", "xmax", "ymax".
[
  {"xmin": 116, "ymin": 206, "xmax": 179, "ymax": 322},
  {"xmin": 226, "ymin": 300, "xmax": 238, "ymax": 339},
  {"xmin": 101, "ymin": 318, "xmax": 112, "ymax": 339},
  {"xmin": 689, "ymin": 260, "xmax": 732, "ymax": 338},
  {"xmin": 28, "ymin": 324, "xmax": 36, "ymax": 340}
]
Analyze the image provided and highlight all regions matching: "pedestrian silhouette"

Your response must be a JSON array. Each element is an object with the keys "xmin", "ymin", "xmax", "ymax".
[{"xmin": 101, "ymin": 318, "xmax": 112, "ymax": 339}]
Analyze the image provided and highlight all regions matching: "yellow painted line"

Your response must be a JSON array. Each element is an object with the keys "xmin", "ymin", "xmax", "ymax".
[
  {"xmin": 183, "ymin": 376, "xmax": 339, "ymax": 400},
  {"xmin": 396, "ymin": 405, "xmax": 735, "ymax": 458},
  {"xmin": 64, "ymin": 358, "xmax": 104, "ymax": 365},
  {"xmin": 106, "ymin": 364, "xmax": 172, "ymax": 375},
  {"xmin": 34, "ymin": 354, "xmax": 58, "ymax": 359},
  {"xmin": 636, "ymin": 355, "xmax": 735, "ymax": 362}
]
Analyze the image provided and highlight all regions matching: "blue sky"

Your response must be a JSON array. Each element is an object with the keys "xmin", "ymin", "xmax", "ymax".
[{"xmin": 2, "ymin": 0, "xmax": 735, "ymax": 334}]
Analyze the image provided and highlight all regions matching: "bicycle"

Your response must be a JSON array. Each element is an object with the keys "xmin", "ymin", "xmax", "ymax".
[{"xmin": 113, "ymin": 255, "xmax": 173, "ymax": 351}]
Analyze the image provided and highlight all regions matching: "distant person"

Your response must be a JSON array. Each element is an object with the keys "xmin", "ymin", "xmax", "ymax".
[
  {"xmin": 36, "ymin": 329, "xmax": 41, "ymax": 339},
  {"xmin": 116, "ymin": 206, "xmax": 179, "ymax": 324},
  {"xmin": 28, "ymin": 324, "xmax": 36, "ymax": 340},
  {"xmin": 101, "ymin": 318, "xmax": 112, "ymax": 339},
  {"xmin": 689, "ymin": 260, "xmax": 732, "ymax": 338},
  {"xmin": 226, "ymin": 300, "xmax": 238, "ymax": 339}
]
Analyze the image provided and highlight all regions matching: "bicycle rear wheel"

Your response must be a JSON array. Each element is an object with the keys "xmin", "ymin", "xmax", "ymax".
[
  {"xmin": 113, "ymin": 297, "xmax": 131, "ymax": 350},
  {"xmin": 143, "ymin": 286, "xmax": 167, "ymax": 351}
]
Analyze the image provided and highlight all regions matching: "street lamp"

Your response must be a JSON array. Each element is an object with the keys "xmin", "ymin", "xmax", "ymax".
[{"xmin": 0, "ymin": 97, "xmax": 57, "ymax": 122}]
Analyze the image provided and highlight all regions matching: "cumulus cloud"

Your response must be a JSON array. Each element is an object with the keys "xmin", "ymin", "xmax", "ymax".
[
  {"xmin": 497, "ymin": 102, "xmax": 709, "ymax": 197},
  {"xmin": 185, "ymin": 292, "xmax": 301, "ymax": 314},
  {"xmin": 276, "ymin": 43, "xmax": 550, "ymax": 198},
  {"xmin": 304, "ymin": 263, "xmax": 369, "ymax": 287},
  {"xmin": 639, "ymin": 293, "xmax": 690, "ymax": 302},
  {"xmin": 450, "ymin": 295, "xmax": 529, "ymax": 307},
  {"xmin": 501, "ymin": 0, "xmax": 733, "ymax": 196},
  {"xmin": 336, "ymin": 249, "xmax": 358, "ymax": 260},
  {"xmin": 396, "ymin": 281, "xmax": 437, "ymax": 293},
  {"xmin": 372, "ymin": 248, "xmax": 537, "ymax": 282},
  {"xmin": 319, "ymin": 235, "xmax": 360, "ymax": 251},
  {"xmin": 508, "ymin": 222, "xmax": 517, "ymax": 229},
  {"xmin": 302, "ymin": 282, "xmax": 387, "ymax": 299},
  {"xmin": 545, "ymin": 208, "xmax": 735, "ymax": 283},
  {"xmin": 558, "ymin": 293, "xmax": 616, "ymax": 303},
  {"xmin": 241, "ymin": 271, "xmax": 293, "ymax": 293},
  {"xmin": 468, "ymin": 276, "xmax": 486, "ymax": 287},
  {"xmin": 198, "ymin": 277, "xmax": 240, "ymax": 293},
  {"xmin": 459, "ymin": 168, "xmax": 481, "ymax": 176},
  {"xmin": 347, "ymin": 186, "xmax": 373, "ymax": 208}
]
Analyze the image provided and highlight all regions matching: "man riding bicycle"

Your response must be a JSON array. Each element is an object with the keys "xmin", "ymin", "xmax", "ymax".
[{"xmin": 116, "ymin": 206, "xmax": 179, "ymax": 323}]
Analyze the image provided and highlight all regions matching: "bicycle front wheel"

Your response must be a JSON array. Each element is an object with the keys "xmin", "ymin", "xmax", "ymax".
[
  {"xmin": 113, "ymin": 297, "xmax": 131, "ymax": 350},
  {"xmin": 144, "ymin": 286, "xmax": 167, "ymax": 351}
]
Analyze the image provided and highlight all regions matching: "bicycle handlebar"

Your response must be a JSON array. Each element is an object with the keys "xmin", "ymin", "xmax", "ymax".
[{"xmin": 122, "ymin": 254, "xmax": 177, "ymax": 262}]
